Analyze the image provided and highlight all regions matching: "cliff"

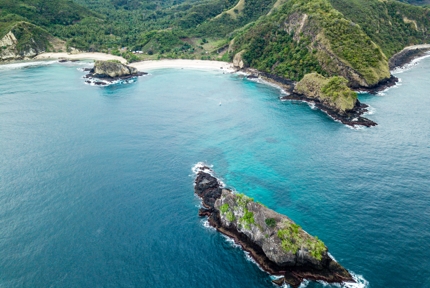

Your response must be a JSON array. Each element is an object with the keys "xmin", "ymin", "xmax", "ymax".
[
  {"xmin": 0, "ymin": 22, "xmax": 55, "ymax": 61},
  {"xmin": 194, "ymin": 165, "xmax": 354, "ymax": 288}
]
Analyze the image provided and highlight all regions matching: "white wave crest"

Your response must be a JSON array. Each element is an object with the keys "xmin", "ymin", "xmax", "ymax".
[
  {"xmin": 245, "ymin": 75, "xmax": 288, "ymax": 95},
  {"xmin": 391, "ymin": 52, "xmax": 430, "ymax": 74},
  {"xmin": 307, "ymin": 102, "xmax": 317, "ymax": 110},
  {"xmin": 201, "ymin": 219, "xmax": 216, "ymax": 231},
  {"xmin": 363, "ymin": 105, "xmax": 376, "ymax": 116},
  {"xmin": 83, "ymin": 77, "xmax": 137, "ymax": 87},
  {"xmin": 191, "ymin": 162, "xmax": 213, "ymax": 175},
  {"xmin": 0, "ymin": 60, "xmax": 57, "ymax": 70},
  {"xmin": 191, "ymin": 162, "xmax": 225, "ymax": 187}
]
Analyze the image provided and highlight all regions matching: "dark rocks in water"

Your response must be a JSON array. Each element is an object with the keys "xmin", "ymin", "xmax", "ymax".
[
  {"xmin": 58, "ymin": 59, "xmax": 79, "ymax": 63},
  {"xmin": 389, "ymin": 46, "xmax": 430, "ymax": 70},
  {"xmin": 85, "ymin": 60, "xmax": 147, "ymax": 84},
  {"xmin": 355, "ymin": 75, "xmax": 398, "ymax": 94},
  {"xmin": 281, "ymin": 93, "xmax": 377, "ymax": 127},
  {"xmin": 193, "ymin": 165, "xmax": 355, "ymax": 288}
]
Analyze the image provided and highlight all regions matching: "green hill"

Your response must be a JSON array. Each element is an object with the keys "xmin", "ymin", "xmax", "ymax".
[{"xmin": 1, "ymin": 0, "xmax": 429, "ymax": 89}]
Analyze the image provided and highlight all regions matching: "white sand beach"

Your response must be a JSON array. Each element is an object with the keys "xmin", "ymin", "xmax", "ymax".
[
  {"xmin": 129, "ymin": 59, "xmax": 235, "ymax": 72},
  {"xmin": 34, "ymin": 52, "xmax": 127, "ymax": 64},
  {"xmin": 34, "ymin": 52, "xmax": 235, "ymax": 72}
]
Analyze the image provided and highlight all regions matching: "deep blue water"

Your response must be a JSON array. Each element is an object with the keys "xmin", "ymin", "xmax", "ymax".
[{"xmin": 1, "ymin": 58, "xmax": 430, "ymax": 288}]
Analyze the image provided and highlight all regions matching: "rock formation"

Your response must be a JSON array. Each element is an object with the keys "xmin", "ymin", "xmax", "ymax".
[
  {"xmin": 389, "ymin": 44, "xmax": 430, "ymax": 70},
  {"xmin": 84, "ymin": 60, "xmax": 147, "ymax": 85},
  {"xmin": 194, "ymin": 164, "xmax": 354, "ymax": 288}
]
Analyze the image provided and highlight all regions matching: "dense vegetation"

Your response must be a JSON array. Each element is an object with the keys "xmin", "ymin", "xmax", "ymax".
[
  {"xmin": 330, "ymin": 0, "xmax": 430, "ymax": 58},
  {"xmin": 1, "ymin": 0, "xmax": 429, "ymax": 85},
  {"xmin": 294, "ymin": 73, "xmax": 357, "ymax": 112}
]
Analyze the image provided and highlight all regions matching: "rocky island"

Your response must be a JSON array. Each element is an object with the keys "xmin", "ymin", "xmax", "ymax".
[
  {"xmin": 84, "ymin": 60, "xmax": 147, "ymax": 85},
  {"xmin": 194, "ymin": 164, "xmax": 354, "ymax": 287},
  {"xmin": 282, "ymin": 73, "xmax": 377, "ymax": 127}
]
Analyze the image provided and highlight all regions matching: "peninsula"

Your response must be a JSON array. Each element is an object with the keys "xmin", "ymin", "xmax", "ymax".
[{"xmin": 194, "ymin": 164, "xmax": 354, "ymax": 287}]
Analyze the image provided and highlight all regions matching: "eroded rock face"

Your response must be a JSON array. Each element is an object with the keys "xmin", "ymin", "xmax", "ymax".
[
  {"xmin": 233, "ymin": 51, "xmax": 246, "ymax": 69},
  {"xmin": 0, "ymin": 23, "xmax": 52, "ymax": 61},
  {"xmin": 193, "ymin": 165, "xmax": 354, "ymax": 288},
  {"xmin": 92, "ymin": 60, "xmax": 138, "ymax": 78}
]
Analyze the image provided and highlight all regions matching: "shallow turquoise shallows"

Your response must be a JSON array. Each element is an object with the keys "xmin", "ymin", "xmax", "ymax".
[{"xmin": 1, "ymin": 58, "xmax": 430, "ymax": 288}]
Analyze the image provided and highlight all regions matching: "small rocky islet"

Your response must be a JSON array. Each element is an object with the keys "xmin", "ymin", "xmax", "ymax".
[
  {"xmin": 78, "ymin": 60, "xmax": 147, "ymax": 86},
  {"xmin": 194, "ymin": 164, "xmax": 354, "ymax": 288}
]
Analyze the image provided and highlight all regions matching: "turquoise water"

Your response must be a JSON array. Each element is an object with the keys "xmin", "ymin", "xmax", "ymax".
[{"xmin": 1, "ymin": 58, "xmax": 430, "ymax": 287}]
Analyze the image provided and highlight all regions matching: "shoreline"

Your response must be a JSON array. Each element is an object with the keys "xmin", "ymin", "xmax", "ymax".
[
  {"xmin": 34, "ymin": 52, "xmax": 128, "ymax": 64},
  {"xmin": 130, "ymin": 59, "xmax": 235, "ymax": 72},
  {"xmin": 33, "ymin": 52, "xmax": 236, "ymax": 72},
  {"xmin": 389, "ymin": 44, "xmax": 430, "ymax": 70}
]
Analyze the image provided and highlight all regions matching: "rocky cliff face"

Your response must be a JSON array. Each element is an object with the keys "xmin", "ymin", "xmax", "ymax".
[
  {"xmin": 194, "ymin": 164, "xmax": 354, "ymax": 288},
  {"xmin": 0, "ymin": 22, "xmax": 52, "ymax": 61},
  {"xmin": 92, "ymin": 60, "xmax": 139, "ymax": 78}
]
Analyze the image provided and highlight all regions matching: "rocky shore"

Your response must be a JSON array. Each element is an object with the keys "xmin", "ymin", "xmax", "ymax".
[
  {"xmin": 280, "ymin": 93, "xmax": 377, "ymax": 127},
  {"xmin": 194, "ymin": 164, "xmax": 354, "ymax": 288},
  {"xmin": 83, "ymin": 60, "xmax": 147, "ymax": 85},
  {"xmin": 389, "ymin": 44, "xmax": 430, "ymax": 70},
  {"xmin": 242, "ymin": 69, "xmax": 377, "ymax": 127}
]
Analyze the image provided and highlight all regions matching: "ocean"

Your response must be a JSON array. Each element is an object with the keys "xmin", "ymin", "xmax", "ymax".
[{"xmin": 0, "ymin": 58, "xmax": 429, "ymax": 287}]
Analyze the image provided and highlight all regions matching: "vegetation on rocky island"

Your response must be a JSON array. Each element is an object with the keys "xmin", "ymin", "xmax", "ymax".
[
  {"xmin": 294, "ymin": 73, "xmax": 357, "ymax": 112},
  {"xmin": 217, "ymin": 191, "xmax": 328, "ymax": 261}
]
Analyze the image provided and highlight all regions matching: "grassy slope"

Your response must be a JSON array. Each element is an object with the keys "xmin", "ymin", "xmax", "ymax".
[{"xmin": 329, "ymin": 0, "xmax": 430, "ymax": 58}]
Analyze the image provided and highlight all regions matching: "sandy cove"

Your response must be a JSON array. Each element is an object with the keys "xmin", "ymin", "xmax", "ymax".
[
  {"xmin": 34, "ymin": 52, "xmax": 128, "ymax": 64},
  {"xmin": 34, "ymin": 52, "xmax": 235, "ymax": 72},
  {"xmin": 129, "ymin": 59, "xmax": 235, "ymax": 72}
]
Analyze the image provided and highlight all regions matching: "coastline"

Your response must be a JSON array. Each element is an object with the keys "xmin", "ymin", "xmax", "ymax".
[
  {"xmin": 389, "ymin": 44, "xmax": 430, "ymax": 70},
  {"xmin": 33, "ymin": 52, "xmax": 236, "ymax": 72},
  {"xmin": 34, "ymin": 52, "xmax": 128, "ymax": 64},
  {"xmin": 129, "ymin": 59, "xmax": 235, "ymax": 72}
]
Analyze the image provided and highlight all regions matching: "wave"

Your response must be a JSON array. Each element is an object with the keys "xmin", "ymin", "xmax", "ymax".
[
  {"xmin": 295, "ymin": 271, "xmax": 368, "ymax": 288},
  {"xmin": 83, "ymin": 76, "xmax": 138, "ymax": 87},
  {"xmin": 201, "ymin": 219, "xmax": 216, "ymax": 232},
  {"xmin": 191, "ymin": 162, "xmax": 225, "ymax": 187},
  {"xmin": 0, "ymin": 60, "xmax": 57, "ymax": 70},
  {"xmin": 246, "ymin": 75, "xmax": 289, "ymax": 95},
  {"xmin": 363, "ymin": 105, "xmax": 376, "ymax": 116},
  {"xmin": 391, "ymin": 52, "xmax": 430, "ymax": 74}
]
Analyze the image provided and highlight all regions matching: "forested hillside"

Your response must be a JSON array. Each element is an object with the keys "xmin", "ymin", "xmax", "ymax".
[{"xmin": 1, "ymin": 0, "xmax": 429, "ymax": 87}]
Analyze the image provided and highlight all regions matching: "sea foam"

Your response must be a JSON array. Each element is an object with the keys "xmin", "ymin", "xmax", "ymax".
[
  {"xmin": 0, "ymin": 60, "xmax": 57, "ymax": 70},
  {"xmin": 391, "ymin": 52, "xmax": 430, "ymax": 74}
]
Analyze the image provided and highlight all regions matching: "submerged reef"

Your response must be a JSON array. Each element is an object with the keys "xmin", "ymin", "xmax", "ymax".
[{"xmin": 194, "ymin": 164, "xmax": 354, "ymax": 287}]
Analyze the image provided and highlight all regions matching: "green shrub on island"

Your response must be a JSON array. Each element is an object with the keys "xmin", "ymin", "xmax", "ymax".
[
  {"xmin": 294, "ymin": 73, "xmax": 357, "ymax": 112},
  {"xmin": 225, "ymin": 211, "xmax": 235, "ymax": 222},
  {"xmin": 277, "ymin": 222, "xmax": 326, "ymax": 260},
  {"xmin": 220, "ymin": 203, "xmax": 229, "ymax": 213},
  {"xmin": 265, "ymin": 218, "xmax": 276, "ymax": 228}
]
